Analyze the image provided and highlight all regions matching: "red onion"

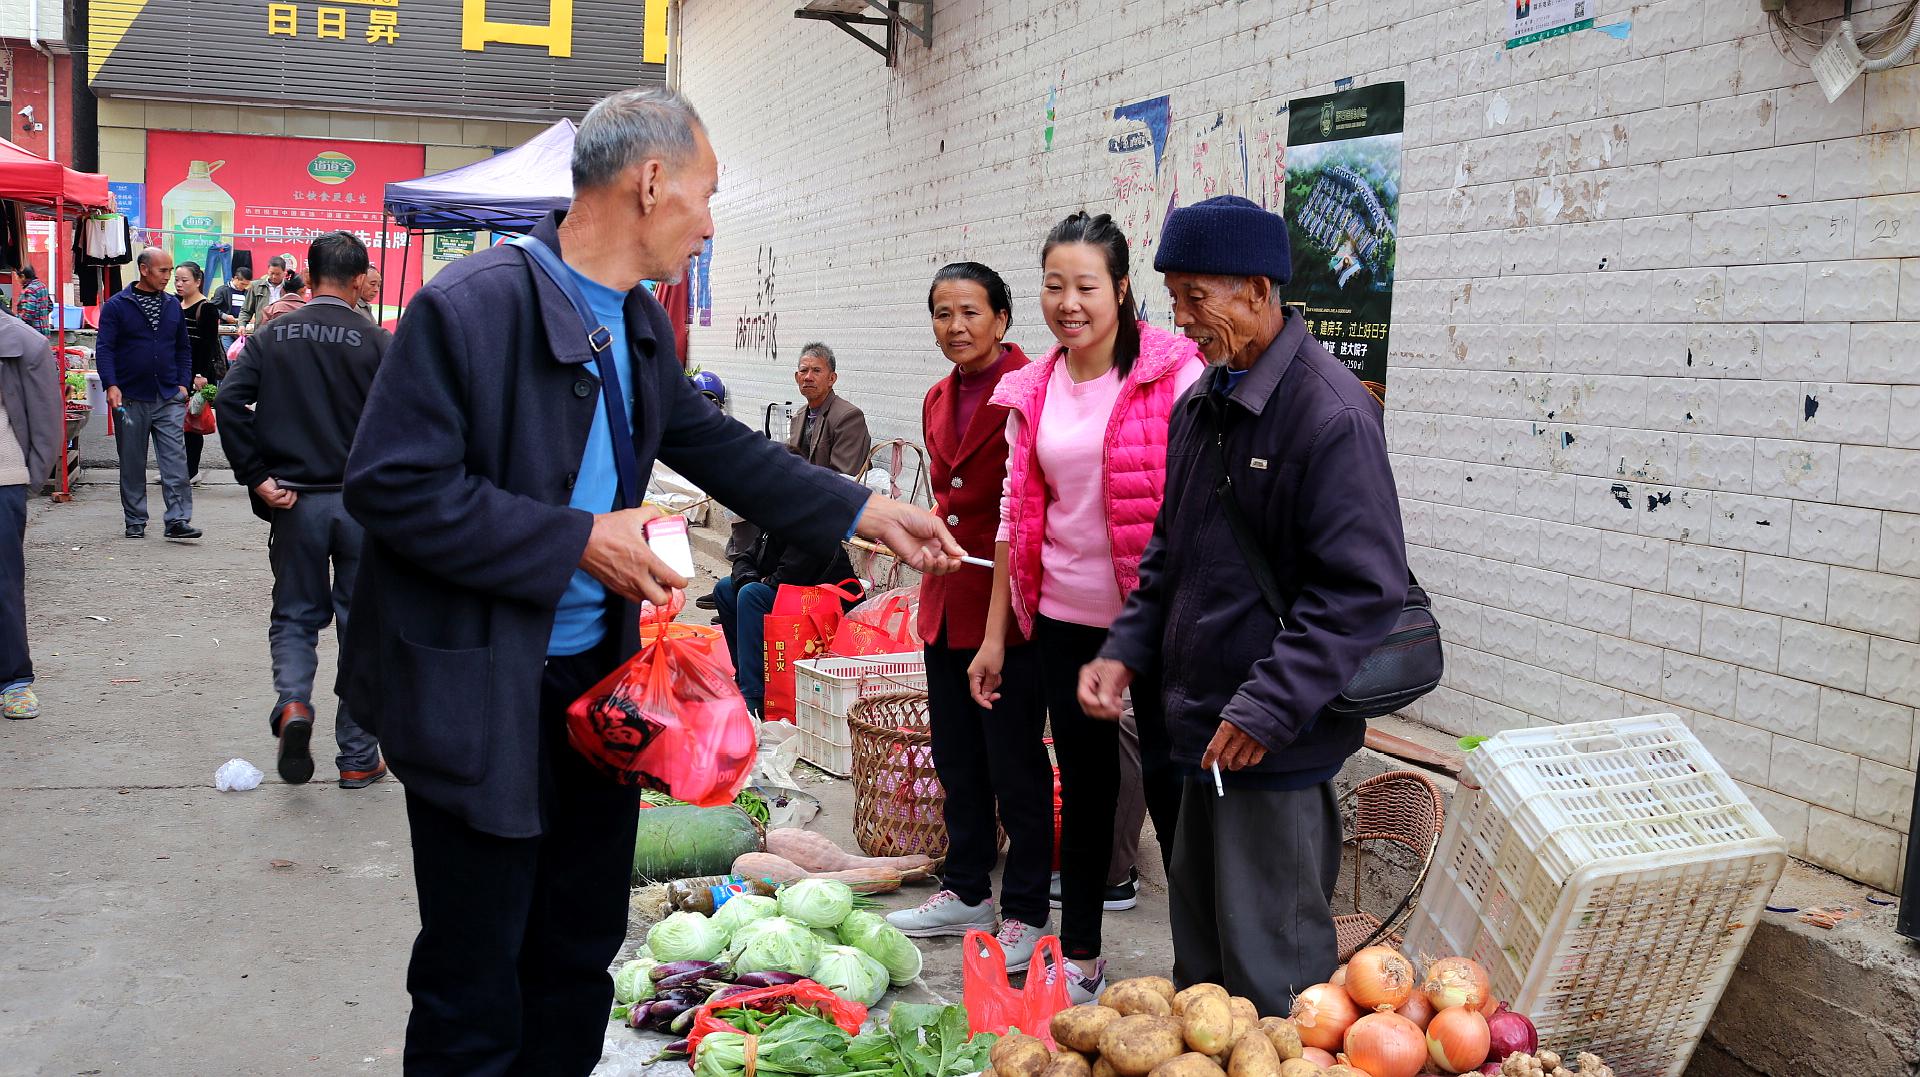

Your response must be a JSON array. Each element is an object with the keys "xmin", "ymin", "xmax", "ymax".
[
  {"xmin": 1477, "ymin": 1066, "xmax": 1502, "ymax": 1076},
  {"xmin": 1485, "ymin": 1002, "xmax": 1538, "ymax": 1061}
]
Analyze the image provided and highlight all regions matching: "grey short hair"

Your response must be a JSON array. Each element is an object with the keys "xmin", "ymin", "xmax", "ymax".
[
  {"xmin": 572, "ymin": 88, "xmax": 706, "ymax": 191},
  {"xmin": 799, "ymin": 342, "xmax": 836, "ymax": 372}
]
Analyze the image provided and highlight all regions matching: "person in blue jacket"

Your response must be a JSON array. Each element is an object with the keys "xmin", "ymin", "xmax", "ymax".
[
  {"xmin": 95, "ymin": 247, "xmax": 199, "ymax": 540},
  {"xmin": 341, "ymin": 88, "xmax": 963, "ymax": 1074},
  {"xmin": 1081, "ymin": 196, "xmax": 1410, "ymax": 1015}
]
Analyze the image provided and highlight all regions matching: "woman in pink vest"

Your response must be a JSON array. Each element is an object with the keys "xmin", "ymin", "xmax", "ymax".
[{"xmin": 970, "ymin": 212, "xmax": 1204, "ymax": 1002}]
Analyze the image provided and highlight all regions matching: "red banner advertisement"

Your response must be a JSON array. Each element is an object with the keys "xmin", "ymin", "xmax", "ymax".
[{"xmin": 145, "ymin": 131, "xmax": 425, "ymax": 307}]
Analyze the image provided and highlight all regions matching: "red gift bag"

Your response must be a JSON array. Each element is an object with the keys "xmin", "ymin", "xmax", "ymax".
[
  {"xmin": 566, "ymin": 604, "xmax": 757, "ymax": 806},
  {"xmin": 762, "ymin": 579, "xmax": 860, "ymax": 723},
  {"xmin": 962, "ymin": 929, "xmax": 1072, "ymax": 1048},
  {"xmin": 828, "ymin": 584, "xmax": 920, "ymax": 657}
]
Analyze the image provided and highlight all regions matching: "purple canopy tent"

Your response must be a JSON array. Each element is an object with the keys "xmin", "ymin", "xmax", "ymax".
[{"xmin": 378, "ymin": 118, "xmax": 576, "ymax": 316}]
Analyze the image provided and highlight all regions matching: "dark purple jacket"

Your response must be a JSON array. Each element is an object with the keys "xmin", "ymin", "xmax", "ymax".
[
  {"xmin": 1100, "ymin": 312, "xmax": 1407, "ymax": 786},
  {"xmin": 95, "ymin": 284, "xmax": 191, "ymax": 402}
]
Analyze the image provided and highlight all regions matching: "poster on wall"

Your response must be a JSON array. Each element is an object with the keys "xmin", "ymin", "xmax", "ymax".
[
  {"xmin": 1285, "ymin": 81, "xmax": 1404, "ymax": 403},
  {"xmin": 108, "ymin": 182, "xmax": 146, "ymax": 245},
  {"xmin": 145, "ymin": 130, "xmax": 426, "ymax": 297},
  {"xmin": 1507, "ymin": 0, "xmax": 1597, "ymax": 48}
]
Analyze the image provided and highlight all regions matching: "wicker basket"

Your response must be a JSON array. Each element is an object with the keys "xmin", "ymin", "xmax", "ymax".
[{"xmin": 847, "ymin": 693, "xmax": 951, "ymax": 859}]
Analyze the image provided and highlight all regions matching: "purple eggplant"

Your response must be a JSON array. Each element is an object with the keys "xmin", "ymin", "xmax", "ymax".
[
  {"xmin": 650, "ymin": 959, "xmax": 729, "ymax": 986},
  {"xmin": 706, "ymin": 983, "xmax": 755, "ymax": 1005},
  {"xmin": 731, "ymin": 970, "xmax": 806, "ymax": 989},
  {"xmin": 635, "ymin": 998, "xmax": 695, "ymax": 1032},
  {"xmin": 670, "ymin": 1005, "xmax": 700, "ymax": 1035}
]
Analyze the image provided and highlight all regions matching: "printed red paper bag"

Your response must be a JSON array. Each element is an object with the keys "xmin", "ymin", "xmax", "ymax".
[
  {"xmin": 761, "ymin": 580, "xmax": 861, "ymax": 723},
  {"xmin": 828, "ymin": 584, "xmax": 920, "ymax": 657}
]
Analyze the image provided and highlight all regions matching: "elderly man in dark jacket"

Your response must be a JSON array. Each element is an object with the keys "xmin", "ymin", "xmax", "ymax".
[
  {"xmin": 1082, "ymin": 196, "xmax": 1409, "ymax": 1015},
  {"xmin": 0, "ymin": 306, "xmax": 63, "ymax": 720},
  {"xmin": 341, "ymin": 88, "xmax": 960, "ymax": 1075}
]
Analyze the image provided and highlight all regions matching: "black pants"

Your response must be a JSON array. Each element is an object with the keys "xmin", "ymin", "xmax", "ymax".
[
  {"xmin": 185, "ymin": 430, "xmax": 203, "ymax": 477},
  {"xmin": 0, "ymin": 484, "xmax": 29, "ymax": 688},
  {"xmin": 925, "ymin": 637, "xmax": 1050, "ymax": 926},
  {"xmin": 1169, "ymin": 778, "xmax": 1342, "ymax": 1017},
  {"xmin": 402, "ymin": 643, "xmax": 638, "ymax": 1076},
  {"xmin": 1034, "ymin": 615, "xmax": 1174, "ymax": 960}
]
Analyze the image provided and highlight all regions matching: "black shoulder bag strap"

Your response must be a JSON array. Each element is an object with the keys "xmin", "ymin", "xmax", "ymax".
[{"xmin": 511, "ymin": 234, "xmax": 641, "ymax": 510}]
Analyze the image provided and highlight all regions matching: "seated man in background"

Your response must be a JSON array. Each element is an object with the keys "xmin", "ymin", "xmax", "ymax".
[{"xmin": 714, "ymin": 526, "xmax": 857, "ymax": 718}]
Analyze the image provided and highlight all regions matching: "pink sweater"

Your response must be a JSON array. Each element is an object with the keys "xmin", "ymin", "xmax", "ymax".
[{"xmin": 996, "ymin": 332, "xmax": 1205, "ymax": 629}]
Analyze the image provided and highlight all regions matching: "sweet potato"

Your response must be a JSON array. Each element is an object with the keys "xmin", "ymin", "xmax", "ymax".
[
  {"xmin": 1099, "ymin": 1015, "xmax": 1186, "ymax": 1077},
  {"xmin": 1148, "ymin": 1053, "xmax": 1226, "ymax": 1077},
  {"xmin": 1103, "ymin": 980, "xmax": 1175, "ymax": 1017},
  {"xmin": 1255, "ymin": 1018, "xmax": 1303, "ymax": 1061},
  {"xmin": 1052, "ymin": 1005, "xmax": 1123, "ymax": 1054},
  {"xmin": 729, "ymin": 852, "xmax": 903, "ymax": 894},
  {"xmin": 764, "ymin": 827, "xmax": 936, "ymax": 881}
]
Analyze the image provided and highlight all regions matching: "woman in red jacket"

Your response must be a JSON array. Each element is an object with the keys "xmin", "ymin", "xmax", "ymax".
[{"xmin": 885, "ymin": 263, "xmax": 1052, "ymax": 961}]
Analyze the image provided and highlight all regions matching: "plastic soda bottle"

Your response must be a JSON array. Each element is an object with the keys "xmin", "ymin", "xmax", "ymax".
[
  {"xmin": 160, "ymin": 160, "xmax": 236, "ymax": 275},
  {"xmin": 664, "ymin": 874, "xmax": 780, "ymax": 914}
]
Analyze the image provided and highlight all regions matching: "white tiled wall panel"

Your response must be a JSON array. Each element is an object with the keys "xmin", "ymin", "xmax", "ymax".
[{"xmin": 680, "ymin": 0, "xmax": 1919, "ymax": 892}]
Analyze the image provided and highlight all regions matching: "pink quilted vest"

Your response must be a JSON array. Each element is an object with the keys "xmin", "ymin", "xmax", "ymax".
[{"xmin": 990, "ymin": 323, "xmax": 1204, "ymax": 636}]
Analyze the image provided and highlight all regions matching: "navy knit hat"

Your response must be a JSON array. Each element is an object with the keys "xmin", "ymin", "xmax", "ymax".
[{"xmin": 1154, "ymin": 195, "xmax": 1292, "ymax": 284}]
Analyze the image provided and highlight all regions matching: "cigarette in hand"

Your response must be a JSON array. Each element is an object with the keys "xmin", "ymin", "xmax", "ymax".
[
  {"xmin": 1211, "ymin": 761, "xmax": 1224, "ymax": 798},
  {"xmin": 959, "ymin": 555, "xmax": 994, "ymax": 568}
]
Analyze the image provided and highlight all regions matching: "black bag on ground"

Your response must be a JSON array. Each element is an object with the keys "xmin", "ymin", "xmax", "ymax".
[{"xmin": 1203, "ymin": 397, "xmax": 1442, "ymax": 722}]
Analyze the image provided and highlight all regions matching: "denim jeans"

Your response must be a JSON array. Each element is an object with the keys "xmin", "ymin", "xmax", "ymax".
[
  {"xmin": 713, "ymin": 575, "xmax": 775, "ymax": 709},
  {"xmin": 204, "ymin": 244, "xmax": 234, "ymax": 290},
  {"xmin": 267, "ymin": 492, "xmax": 378, "ymax": 771},
  {"xmin": 0, "ymin": 484, "xmax": 31, "ymax": 689}
]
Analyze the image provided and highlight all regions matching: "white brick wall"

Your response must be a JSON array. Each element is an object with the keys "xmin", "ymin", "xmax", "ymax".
[{"xmin": 680, "ymin": 0, "xmax": 1917, "ymax": 892}]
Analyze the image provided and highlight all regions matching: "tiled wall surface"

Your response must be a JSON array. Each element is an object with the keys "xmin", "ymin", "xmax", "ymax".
[{"xmin": 681, "ymin": 0, "xmax": 1919, "ymax": 891}]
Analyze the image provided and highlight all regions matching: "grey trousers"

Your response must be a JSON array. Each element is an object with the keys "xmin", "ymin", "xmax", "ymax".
[
  {"xmin": 115, "ymin": 396, "xmax": 193, "ymax": 528},
  {"xmin": 268, "ymin": 491, "xmax": 378, "ymax": 771},
  {"xmin": 1169, "ymin": 778, "xmax": 1343, "ymax": 1017}
]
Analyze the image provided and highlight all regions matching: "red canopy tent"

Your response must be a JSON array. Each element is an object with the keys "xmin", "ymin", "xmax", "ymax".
[{"xmin": 0, "ymin": 137, "xmax": 110, "ymax": 500}]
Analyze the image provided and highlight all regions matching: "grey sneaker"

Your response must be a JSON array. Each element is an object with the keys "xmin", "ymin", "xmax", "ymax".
[
  {"xmin": 993, "ymin": 917, "xmax": 1048, "ymax": 974},
  {"xmin": 887, "ymin": 890, "xmax": 996, "ymax": 938},
  {"xmin": 1044, "ymin": 956, "xmax": 1108, "ymax": 1005}
]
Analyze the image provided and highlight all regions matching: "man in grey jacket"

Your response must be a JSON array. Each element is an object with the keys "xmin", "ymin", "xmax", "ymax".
[{"xmin": 0, "ymin": 307, "xmax": 66, "ymax": 719}]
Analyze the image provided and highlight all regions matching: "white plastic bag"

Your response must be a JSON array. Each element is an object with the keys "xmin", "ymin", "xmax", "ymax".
[
  {"xmin": 214, "ymin": 758, "xmax": 264, "ymax": 791},
  {"xmin": 752, "ymin": 719, "xmax": 804, "ymax": 789}
]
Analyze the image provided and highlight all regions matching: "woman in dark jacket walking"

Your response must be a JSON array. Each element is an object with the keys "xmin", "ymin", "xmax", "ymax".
[
  {"xmin": 174, "ymin": 262, "xmax": 226, "ymax": 480},
  {"xmin": 886, "ymin": 264, "xmax": 1052, "ymax": 960}
]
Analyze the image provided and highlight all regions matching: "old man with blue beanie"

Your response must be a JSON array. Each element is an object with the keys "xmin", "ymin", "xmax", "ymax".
[{"xmin": 1080, "ymin": 195, "xmax": 1411, "ymax": 1013}]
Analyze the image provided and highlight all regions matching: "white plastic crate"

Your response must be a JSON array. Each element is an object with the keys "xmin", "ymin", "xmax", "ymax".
[
  {"xmin": 792, "ymin": 652, "xmax": 926, "ymax": 777},
  {"xmin": 1403, "ymin": 715, "xmax": 1786, "ymax": 1077}
]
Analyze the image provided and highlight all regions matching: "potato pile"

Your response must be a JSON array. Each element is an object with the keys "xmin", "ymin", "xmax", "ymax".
[{"xmin": 983, "ymin": 978, "xmax": 1314, "ymax": 1077}]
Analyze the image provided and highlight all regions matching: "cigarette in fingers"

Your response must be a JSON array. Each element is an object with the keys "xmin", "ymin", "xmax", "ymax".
[
  {"xmin": 959, "ymin": 555, "xmax": 994, "ymax": 568},
  {"xmin": 1211, "ymin": 761, "xmax": 1224, "ymax": 798}
]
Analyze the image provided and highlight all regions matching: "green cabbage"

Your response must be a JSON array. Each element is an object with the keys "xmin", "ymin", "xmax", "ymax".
[
  {"xmin": 613, "ymin": 958, "xmax": 658, "ymax": 1005},
  {"xmin": 777, "ymin": 878, "xmax": 856, "ymax": 929},
  {"xmin": 809, "ymin": 944, "xmax": 890, "ymax": 1007},
  {"xmin": 838, "ymin": 910, "xmax": 924, "ymax": 986},
  {"xmin": 646, "ymin": 910, "xmax": 725, "ymax": 963},
  {"xmin": 710, "ymin": 892, "xmax": 778, "ymax": 942},
  {"xmin": 729, "ymin": 915, "xmax": 823, "ymax": 975}
]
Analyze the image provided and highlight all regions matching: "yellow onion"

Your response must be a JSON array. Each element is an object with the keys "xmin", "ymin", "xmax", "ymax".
[
  {"xmin": 1426, "ymin": 1005, "xmax": 1491, "ymax": 1073},
  {"xmin": 1421, "ymin": 957, "xmax": 1492, "ymax": 1012},
  {"xmin": 1291, "ymin": 983, "xmax": 1362, "ymax": 1052},
  {"xmin": 1344, "ymin": 946, "xmax": 1418, "ymax": 1011},
  {"xmin": 1342, "ymin": 1011, "xmax": 1428, "ymax": 1077}
]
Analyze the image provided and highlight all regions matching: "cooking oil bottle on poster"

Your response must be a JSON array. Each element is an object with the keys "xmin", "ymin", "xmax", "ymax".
[{"xmin": 160, "ymin": 160, "xmax": 235, "ymax": 274}]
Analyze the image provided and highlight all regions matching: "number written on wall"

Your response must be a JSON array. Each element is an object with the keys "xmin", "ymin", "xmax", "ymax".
[{"xmin": 1872, "ymin": 217, "xmax": 1905, "ymax": 243}]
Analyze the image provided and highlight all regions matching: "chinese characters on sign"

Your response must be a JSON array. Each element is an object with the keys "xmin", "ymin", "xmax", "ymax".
[
  {"xmin": 1507, "ymin": 0, "xmax": 1597, "ymax": 49},
  {"xmin": 266, "ymin": 0, "xmax": 399, "ymax": 44},
  {"xmin": 1285, "ymin": 82, "xmax": 1405, "ymax": 403}
]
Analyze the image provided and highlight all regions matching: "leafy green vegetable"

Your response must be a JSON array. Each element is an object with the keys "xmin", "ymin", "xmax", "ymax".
[
  {"xmin": 711, "ymin": 892, "xmax": 779, "ymax": 940},
  {"xmin": 610, "ymin": 1003, "xmax": 630, "ymax": 1022},
  {"xmin": 613, "ymin": 957, "xmax": 659, "ymax": 1004},
  {"xmin": 808, "ymin": 944, "xmax": 889, "ymax": 1007},
  {"xmin": 837, "ymin": 910, "xmax": 924, "ymax": 987},
  {"xmin": 877, "ymin": 1003, "xmax": 996, "ymax": 1077},
  {"xmin": 693, "ymin": 1010, "xmax": 879, "ymax": 1077},
  {"xmin": 778, "ymin": 878, "xmax": 855, "ymax": 928},
  {"xmin": 1458, "ymin": 734, "xmax": 1489, "ymax": 751},
  {"xmin": 728, "ymin": 915, "xmax": 823, "ymax": 975},
  {"xmin": 647, "ymin": 910, "xmax": 725, "ymax": 962}
]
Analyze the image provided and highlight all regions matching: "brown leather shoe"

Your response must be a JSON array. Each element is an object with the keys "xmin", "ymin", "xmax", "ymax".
[
  {"xmin": 274, "ymin": 701, "xmax": 316, "ymax": 785},
  {"xmin": 338, "ymin": 761, "xmax": 389, "ymax": 789}
]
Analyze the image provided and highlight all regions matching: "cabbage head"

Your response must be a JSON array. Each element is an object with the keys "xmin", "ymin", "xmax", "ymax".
[
  {"xmin": 710, "ymin": 892, "xmax": 778, "ymax": 942},
  {"xmin": 646, "ymin": 910, "xmax": 725, "ymax": 963},
  {"xmin": 729, "ymin": 915, "xmax": 823, "ymax": 976},
  {"xmin": 612, "ymin": 958, "xmax": 658, "ymax": 1005},
  {"xmin": 777, "ymin": 878, "xmax": 855, "ymax": 928},
  {"xmin": 837, "ymin": 910, "xmax": 924, "ymax": 986},
  {"xmin": 809, "ymin": 944, "xmax": 889, "ymax": 1007}
]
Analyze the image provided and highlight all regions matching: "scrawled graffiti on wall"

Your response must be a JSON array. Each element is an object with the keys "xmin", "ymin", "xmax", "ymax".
[{"xmin": 733, "ymin": 244, "xmax": 778, "ymax": 363}]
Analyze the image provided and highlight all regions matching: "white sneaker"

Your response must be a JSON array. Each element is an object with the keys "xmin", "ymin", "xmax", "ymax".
[
  {"xmin": 887, "ymin": 890, "xmax": 996, "ymax": 938},
  {"xmin": 1044, "ymin": 956, "xmax": 1108, "ymax": 1005},
  {"xmin": 992, "ymin": 917, "xmax": 1048, "ymax": 973}
]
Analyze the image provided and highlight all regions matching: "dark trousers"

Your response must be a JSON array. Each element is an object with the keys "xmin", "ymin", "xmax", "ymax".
[
  {"xmin": 268, "ymin": 492, "xmax": 378, "ymax": 771},
  {"xmin": 0, "ymin": 484, "xmax": 30, "ymax": 688},
  {"xmin": 925, "ymin": 637, "xmax": 1051, "ymax": 926},
  {"xmin": 402, "ymin": 643, "xmax": 639, "ymax": 1076},
  {"xmin": 1034, "ymin": 614, "xmax": 1174, "ymax": 960},
  {"xmin": 1169, "ymin": 778, "xmax": 1342, "ymax": 1017},
  {"xmin": 713, "ymin": 575, "xmax": 775, "ymax": 709},
  {"xmin": 185, "ymin": 430, "xmax": 203, "ymax": 478}
]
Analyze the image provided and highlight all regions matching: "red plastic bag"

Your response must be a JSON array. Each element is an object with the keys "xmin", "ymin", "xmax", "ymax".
[
  {"xmin": 566, "ymin": 603, "xmax": 757, "ymax": 806},
  {"xmin": 763, "ymin": 580, "xmax": 861, "ymax": 723},
  {"xmin": 828, "ymin": 584, "xmax": 920, "ymax": 657},
  {"xmin": 184, "ymin": 397, "xmax": 216, "ymax": 436},
  {"xmin": 685, "ymin": 979, "xmax": 868, "ymax": 1055},
  {"xmin": 963, "ymin": 929, "xmax": 1071, "ymax": 1048}
]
